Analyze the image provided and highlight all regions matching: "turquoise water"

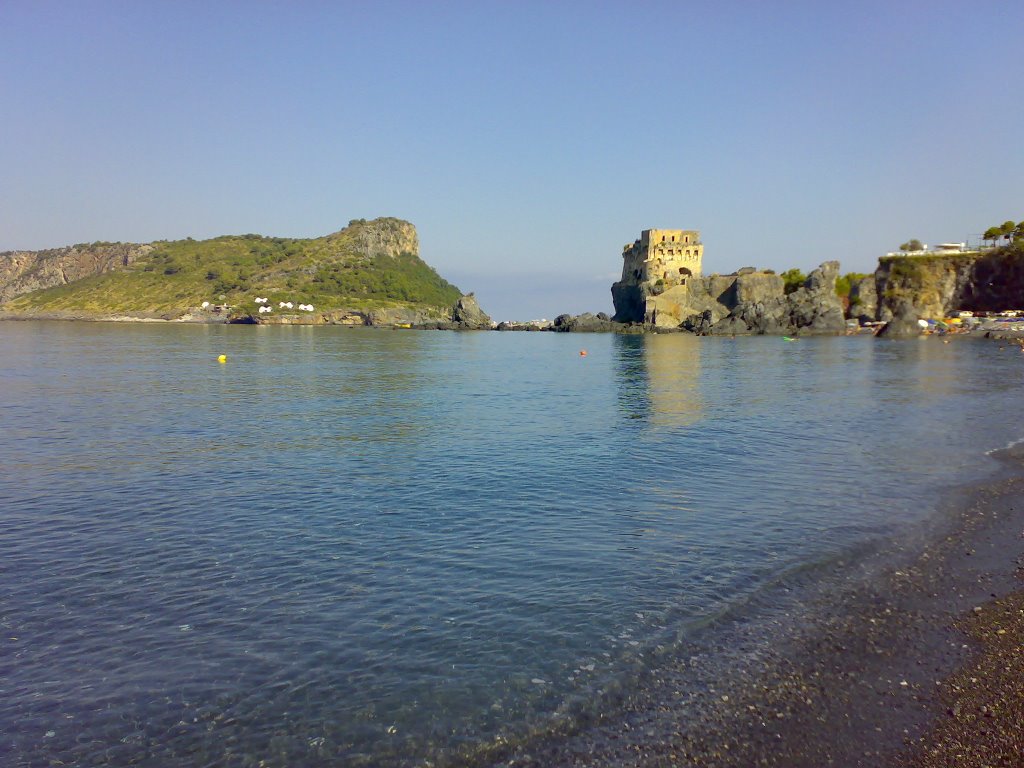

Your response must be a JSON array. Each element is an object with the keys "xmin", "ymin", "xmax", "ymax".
[{"xmin": 2, "ymin": 322, "xmax": 1023, "ymax": 766}]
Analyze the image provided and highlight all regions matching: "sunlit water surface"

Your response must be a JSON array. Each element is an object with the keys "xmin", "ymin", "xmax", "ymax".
[{"xmin": 2, "ymin": 323, "xmax": 1022, "ymax": 766}]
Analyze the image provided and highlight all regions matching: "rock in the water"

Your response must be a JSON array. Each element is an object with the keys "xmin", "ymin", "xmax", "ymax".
[
  {"xmin": 876, "ymin": 299, "xmax": 922, "ymax": 338},
  {"xmin": 698, "ymin": 262, "xmax": 844, "ymax": 336},
  {"xmin": 552, "ymin": 312, "xmax": 621, "ymax": 332},
  {"xmin": 708, "ymin": 315, "xmax": 752, "ymax": 336},
  {"xmin": 451, "ymin": 294, "xmax": 492, "ymax": 329},
  {"xmin": 784, "ymin": 261, "xmax": 846, "ymax": 334},
  {"xmin": 367, "ymin": 306, "xmax": 437, "ymax": 327},
  {"xmin": 681, "ymin": 309, "xmax": 715, "ymax": 334}
]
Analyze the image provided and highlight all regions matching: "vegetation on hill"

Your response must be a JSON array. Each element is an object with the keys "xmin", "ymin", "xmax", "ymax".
[
  {"xmin": 834, "ymin": 272, "xmax": 869, "ymax": 299},
  {"xmin": 780, "ymin": 268, "xmax": 806, "ymax": 294},
  {"xmin": 2, "ymin": 218, "xmax": 462, "ymax": 316},
  {"xmin": 780, "ymin": 268, "xmax": 866, "ymax": 300}
]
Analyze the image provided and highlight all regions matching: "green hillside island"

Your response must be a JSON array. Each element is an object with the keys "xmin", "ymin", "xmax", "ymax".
[{"xmin": 0, "ymin": 218, "xmax": 464, "ymax": 324}]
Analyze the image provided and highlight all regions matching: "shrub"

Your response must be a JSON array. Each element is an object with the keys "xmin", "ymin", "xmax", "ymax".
[{"xmin": 781, "ymin": 268, "xmax": 806, "ymax": 294}]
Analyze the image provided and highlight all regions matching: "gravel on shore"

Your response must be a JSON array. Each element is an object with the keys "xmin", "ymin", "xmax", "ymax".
[
  {"xmin": 897, "ymin": 588, "xmax": 1024, "ymax": 767},
  {"xmin": 480, "ymin": 447, "xmax": 1024, "ymax": 768}
]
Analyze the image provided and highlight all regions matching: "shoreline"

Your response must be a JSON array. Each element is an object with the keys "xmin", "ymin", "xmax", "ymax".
[
  {"xmin": 475, "ymin": 444, "xmax": 1024, "ymax": 767},
  {"xmin": 2, "ymin": 310, "xmax": 1024, "ymax": 341}
]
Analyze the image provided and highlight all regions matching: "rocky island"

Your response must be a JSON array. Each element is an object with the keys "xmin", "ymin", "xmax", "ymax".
[{"xmin": 0, "ymin": 217, "xmax": 490, "ymax": 329}]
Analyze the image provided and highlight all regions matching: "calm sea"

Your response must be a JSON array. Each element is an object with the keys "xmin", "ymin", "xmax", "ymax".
[{"xmin": 2, "ymin": 322, "xmax": 1022, "ymax": 767}]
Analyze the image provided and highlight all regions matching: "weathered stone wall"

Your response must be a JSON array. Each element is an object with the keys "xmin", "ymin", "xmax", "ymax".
[{"xmin": 617, "ymin": 228, "xmax": 704, "ymax": 287}]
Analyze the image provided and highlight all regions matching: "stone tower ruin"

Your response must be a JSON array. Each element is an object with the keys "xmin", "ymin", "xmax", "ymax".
[{"xmin": 612, "ymin": 228, "xmax": 704, "ymax": 323}]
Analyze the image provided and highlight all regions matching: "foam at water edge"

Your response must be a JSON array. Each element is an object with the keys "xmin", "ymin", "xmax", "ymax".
[{"xmin": 985, "ymin": 437, "xmax": 1024, "ymax": 456}]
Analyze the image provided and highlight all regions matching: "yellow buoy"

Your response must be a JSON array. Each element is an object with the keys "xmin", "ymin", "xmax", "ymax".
[{"xmin": 217, "ymin": 354, "xmax": 227, "ymax": 363}]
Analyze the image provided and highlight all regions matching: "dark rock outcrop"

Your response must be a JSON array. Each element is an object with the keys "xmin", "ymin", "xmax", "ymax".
[
  {"xmin": 707, "ymin": 315, "xmax": 751, "ymax": 336},
  {"xmin": 681, "ymin": 309, "xmax": 715, "ymax": 334},
  {"xmin": 784, "ymin": 261, "xmax": 846, "ymax": 334},
  {"xmin": 450, "ymin": 294, "xmax": 492, "ymax": 329},
  {"xmin": 848, "ymin": 275, "xmax": 877, "ymax": 323},
  {"xmin": 704, "ymin": 261, "xmax": 844, "ymax": 336},
  {"xmin": 876, "ymin": 299, "xmax": 922, "ymax": 338},
  {"xmin": 551, "ymin": 313, "xmax": 621, "ymax": 332}
]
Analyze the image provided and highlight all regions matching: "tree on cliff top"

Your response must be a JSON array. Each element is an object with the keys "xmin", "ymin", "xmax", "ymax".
[
  {"xmin": 781, "ymin": 268, "xmax": 806, "ymax": 294},
  {"xmin": 984, "ymin": 221, "xmax": 1023, "ymax": 246},
  {"xmin": 899, "ymin": 239, "xmax": 923, "ymax": 252},
  {"xmin": 835, "ymin": 272, "xmax": 869, "ymax": 299}
]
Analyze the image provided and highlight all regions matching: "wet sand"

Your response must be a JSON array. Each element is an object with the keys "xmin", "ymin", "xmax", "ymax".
[{"xmin": 484, "ymin": 445, "xmax": 1024, "ymax": 768}]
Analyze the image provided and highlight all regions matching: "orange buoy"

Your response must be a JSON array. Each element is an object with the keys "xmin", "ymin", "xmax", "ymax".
[{"xmin": 579, "ymin": 350, "xmax": 587, "ymax": 357}]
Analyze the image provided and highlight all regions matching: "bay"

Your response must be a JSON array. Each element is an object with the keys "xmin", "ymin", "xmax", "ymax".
[{"xmin": 1, "ymin": 322, "xmax": 1022, "ymax": 766}]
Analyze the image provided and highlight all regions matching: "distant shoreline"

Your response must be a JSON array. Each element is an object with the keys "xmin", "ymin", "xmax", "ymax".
[
  {"xmin": 3, "ymin": 310, "xmax": 1024, "ymax": 343},
  {"xmin": 0, "ymin": 310, "xmax": 223, "ymax": 324}
]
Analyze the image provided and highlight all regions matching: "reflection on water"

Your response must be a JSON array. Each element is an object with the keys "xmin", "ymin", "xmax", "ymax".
[
  {"xmin": 642, "ymin": 334, "xmax": 703, "ymax": 428},
  {"xmin": 612, "ymin": 334, "xmax": 703, "ymax": 427},
  {"xmin": 612, "ymin": 334, "xmax": 649, "ymax": 421}
]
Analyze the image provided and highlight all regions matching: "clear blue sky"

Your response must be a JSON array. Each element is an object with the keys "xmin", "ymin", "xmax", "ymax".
[{"xmin": 2, "ymin": 1, "xmax": 1022, "ymax": 320}]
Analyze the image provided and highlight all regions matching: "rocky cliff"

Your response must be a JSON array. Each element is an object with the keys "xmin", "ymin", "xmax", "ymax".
[
  {"xmin": 0, "ymin": 242, "xmax": 152, "ymax": 304},
  {"xmin": 612, "ymin": 262, "xmax": 845, "ymax": 335},
  {"xmin": 872, "ymin": 246, "xmax": 1024, "ymax": 320},
  {"xmin": 702, "ymin": 262, "xmax": 845, "ymax": 336},
  {"xmin": 450, "ymin": 294, "xmax": 492, "ymax": 329}
]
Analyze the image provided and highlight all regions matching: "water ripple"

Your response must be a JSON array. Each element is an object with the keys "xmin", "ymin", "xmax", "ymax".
[{"xmin": 1, "ymin": 325, "xmax": 1022, "ymax": 766}]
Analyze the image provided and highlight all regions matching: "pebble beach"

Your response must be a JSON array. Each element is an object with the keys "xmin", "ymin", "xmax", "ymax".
[{"xmin": 484, "ymin": 441, "xmax": 1024, "ymax": 768}]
